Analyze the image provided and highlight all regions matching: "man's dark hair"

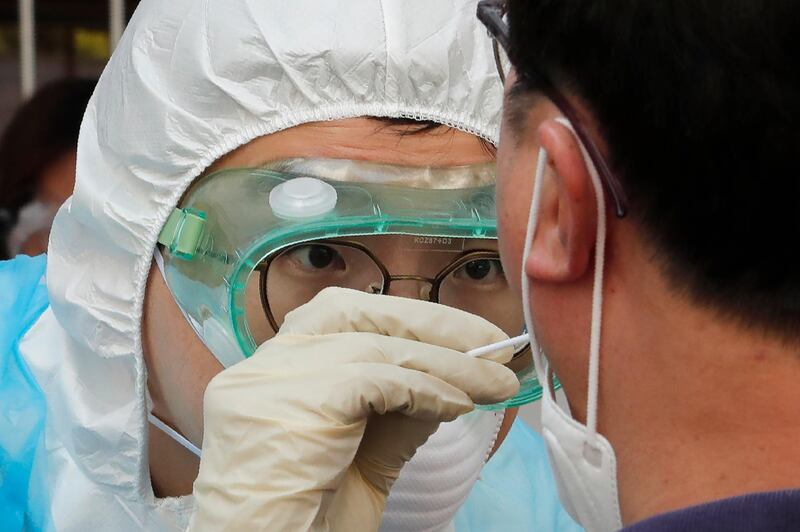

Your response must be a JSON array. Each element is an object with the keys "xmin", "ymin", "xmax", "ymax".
[
  {"xmin": 0, "ymin": 78, "xmax": 96, "ymax": 258},
  {"xmin": 507, "ymin": 1, "xmax": 800, "ymax": 339}
]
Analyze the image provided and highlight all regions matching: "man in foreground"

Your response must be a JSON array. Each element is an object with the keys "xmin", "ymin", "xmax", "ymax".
[{"xmin": 481, "ymin": 0, "xmax": 800, "ymax": 529}]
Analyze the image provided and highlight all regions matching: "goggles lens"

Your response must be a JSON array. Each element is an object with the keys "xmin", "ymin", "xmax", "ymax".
[{"xmin": 159, "ymin": 161, "xmax": 545, "ymax": 407}]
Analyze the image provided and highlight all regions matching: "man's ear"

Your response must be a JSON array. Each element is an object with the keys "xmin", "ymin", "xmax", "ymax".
[{"xmin": 525, "ymin": 119, "xmax": 597, "ymax": 282}]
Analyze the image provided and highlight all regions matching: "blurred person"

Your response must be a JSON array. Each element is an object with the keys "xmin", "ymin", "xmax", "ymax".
[
  {"xmin": 0, "ymin": 1, "xmax": 579, "ymax": 531},
  {"xmin": 0, "ymin": 78, "xmax": 95, "ymax": 258}
]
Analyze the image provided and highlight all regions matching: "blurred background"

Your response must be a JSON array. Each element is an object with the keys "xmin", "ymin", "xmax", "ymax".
[
  {"xmin": 0, "ymin": 0, "xmax": 137, "ymax": 258},
  {"xmin": 0, "ymin": 0, "xmax": 137, "ymax": 131}
]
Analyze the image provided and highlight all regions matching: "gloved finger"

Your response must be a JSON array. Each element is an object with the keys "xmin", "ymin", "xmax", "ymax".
[
  {"xmin": 278, "ymin": 287, "xmax": 513, "ymax": 363},
  {"xmin": 354, "ymin": 413, "xmax": 440, "ymax": 495},
  {"xmin": 205, "ymin": 361, "xmax": 476, "ymax": 428},
  {"xmin": 251, "ymin": 332, "xmax": 520, "ymax": 405},
  {"xmin": 200, "ymin": 364, "xmax": 476, "ymax": 498}
]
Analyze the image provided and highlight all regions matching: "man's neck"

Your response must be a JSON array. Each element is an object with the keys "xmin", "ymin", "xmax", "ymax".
[{"xmin": 603, "ymin": 242, "xmax": 800, "ymax": 525}]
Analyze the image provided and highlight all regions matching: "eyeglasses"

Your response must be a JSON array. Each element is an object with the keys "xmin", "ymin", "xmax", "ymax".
[
  {"xmin": 253, "ymin": 238, "xmax": 525, "ymax": 339},
  {"xmin": 477, "ymin": 0, "xmax": 628, "ymax": 218}
]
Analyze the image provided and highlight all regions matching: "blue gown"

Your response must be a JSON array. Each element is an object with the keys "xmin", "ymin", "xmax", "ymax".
[
  {"xmin": 455, "ymin": 416, "xmax": 582, "ymax": 531},
  {"xmin": 0, "ymin": 255, "xmax": 51, "ymax": 531},
  {"xmin": 0, "ymin": 255, "xmax": 581, "ymax": 532}
]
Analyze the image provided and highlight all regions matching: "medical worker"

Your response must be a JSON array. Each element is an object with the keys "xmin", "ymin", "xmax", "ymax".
[{"xmin": 0, "ymin": 0, "xmax": 580, "ymax": 531}]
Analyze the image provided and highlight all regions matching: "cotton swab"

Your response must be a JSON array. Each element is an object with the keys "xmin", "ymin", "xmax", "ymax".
[{"xmin": 465, "ymin": 333, "xmax": 530, "ymax": 358}]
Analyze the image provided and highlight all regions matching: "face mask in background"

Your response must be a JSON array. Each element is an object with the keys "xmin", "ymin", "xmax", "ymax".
[
  {"xmin": 7, "ymin": 201, "xmax": 58, "ymax": 256},
  {"xmin": 520, "ymin": 118, "xmax": 623, "ymax": 532},
  {"xmin": 380, "ymin": 409, "xmax": 503, "ymax": 532}
]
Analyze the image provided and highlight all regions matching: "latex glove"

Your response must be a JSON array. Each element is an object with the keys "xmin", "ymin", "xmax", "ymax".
[{"xmin": 189, "ymin": 287, "xmax": 519, "ymax": 532}]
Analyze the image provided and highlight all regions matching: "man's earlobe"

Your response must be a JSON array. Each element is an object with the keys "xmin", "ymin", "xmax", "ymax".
[{"xmin": 524, "ymin": 120, "xmax": 597, "ymax": 283}]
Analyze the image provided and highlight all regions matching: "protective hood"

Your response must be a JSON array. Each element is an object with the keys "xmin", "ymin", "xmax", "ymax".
[{"xmin": 39, "ymin": 0, "xmax": 502, "ymax": 528}]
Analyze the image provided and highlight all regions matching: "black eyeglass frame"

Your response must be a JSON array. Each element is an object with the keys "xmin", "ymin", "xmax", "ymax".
[
  {"xmin": 256, "ymin": 239, "xmax": 506, "ymax": 333},
  {"xmin": 477, "ymin": 0, "xmax": 628, "ymax": 218}
]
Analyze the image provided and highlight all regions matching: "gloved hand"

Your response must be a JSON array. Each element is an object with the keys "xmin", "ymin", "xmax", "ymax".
[{"xmin": 188, "ymin": 287, "xmax": 519, "ymax": 532}]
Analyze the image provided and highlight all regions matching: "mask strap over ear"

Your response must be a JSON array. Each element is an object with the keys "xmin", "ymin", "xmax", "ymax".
[
  {"xmin": 522, "ymin": 146, "xmax": 549, "ymax": 381},
  {"xmin": 522, "ymin": 118, "xmax": 608, "ymax": 454},
  {"xmin": 553, "ymin": 118, "xmax": 608, "ymax": 452}
]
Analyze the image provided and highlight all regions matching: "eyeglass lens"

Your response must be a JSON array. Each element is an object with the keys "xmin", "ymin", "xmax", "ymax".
[{"xmin": 244, "ymin": 236, "xmax": 525, "ymax": 346}]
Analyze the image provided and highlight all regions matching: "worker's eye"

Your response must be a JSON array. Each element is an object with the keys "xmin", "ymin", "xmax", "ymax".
[
  {"xmin": 452, "ymin": 258, "xmax": 505, "ymax": 285},
  {"xmin": 285, "ymin": 244, "xmax": 347, "ymax": 273}
]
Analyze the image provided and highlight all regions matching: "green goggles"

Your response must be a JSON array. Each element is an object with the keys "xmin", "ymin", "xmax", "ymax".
[{"xmin": 158, "ymin": 159, "xmax": 544, "ymax": 408}]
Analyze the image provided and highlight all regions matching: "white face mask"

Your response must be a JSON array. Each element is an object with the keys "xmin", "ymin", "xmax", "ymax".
[
  {"xmin": 380, "ymin": 409, "xmax": 503, "ymax": 532},
  {"xmin": 148, "ymin": 395, "xmax": 500, "ymax": 532},
  {"xmin": 520, "ymin": 118, "xmax": 623, "ymax": 532},
  {"xmin": 7, "ymin": 200, "xmax": 58, "ymax": 256}
]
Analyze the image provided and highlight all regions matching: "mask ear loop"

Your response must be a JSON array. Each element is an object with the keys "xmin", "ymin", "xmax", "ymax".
[
  {"xmin": 522, "ymin": 147, "xmax": 549, "ymax": 381},
  {"xmin": 148, "ymin": 411, "xmax": 202, "ymax": 458},
  {"xmin": 554, "ymin": 118, "xmax": 608, "ymax": 459},
  {"xmin": 522, "ymin": 118, "xmax": 608, "ymax": 462}
]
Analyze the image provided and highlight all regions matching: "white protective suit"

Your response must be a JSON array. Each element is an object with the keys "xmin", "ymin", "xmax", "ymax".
[{"xmin": 16, "ymin": 0, "xmax": 504, "ymax": 529}]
